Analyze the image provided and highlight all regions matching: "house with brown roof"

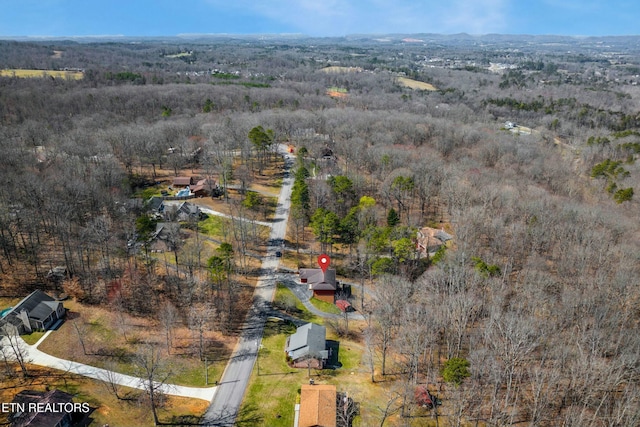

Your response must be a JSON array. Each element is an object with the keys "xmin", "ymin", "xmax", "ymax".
[
  {"xmin": 299, "ymin": 268, "xmax": 337, "ymax": 304},
  {"xmin": 190, "ymin": 178, "xmax": 217, "ymax": 197},
  {"xmin": 0, "ymin": 290, "xmax": 65, "ymax": 335},
  {"xmin": 416, "ymin": 227, "xmax": 453, "ymax": 256},
  {"xmin": 8, "ymin": 389, "xmax": 92, "ymax": 427},
  {"xmin": 295, "ymin": 384, "xmax": 337, "ymax": 427}
]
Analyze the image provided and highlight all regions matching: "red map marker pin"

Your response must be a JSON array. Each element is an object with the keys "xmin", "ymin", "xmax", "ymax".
[{"xmin": 317, "ymin": 254, "xmax": 331, "ymax": 273}]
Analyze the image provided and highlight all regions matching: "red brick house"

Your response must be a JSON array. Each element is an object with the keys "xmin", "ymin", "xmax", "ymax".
[{"xmin": 299, "ymin": 268, "xmax": 337, "ymax": 304}]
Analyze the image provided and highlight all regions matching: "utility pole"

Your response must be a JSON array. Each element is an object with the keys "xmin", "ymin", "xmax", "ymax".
[{"xmin": 205, "ymin": 355, "xmax": 208, "ymax": 385}]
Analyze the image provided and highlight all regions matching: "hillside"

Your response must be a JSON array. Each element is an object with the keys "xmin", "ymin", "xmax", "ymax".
[{"xmin": 1, "ymin": 36, "xmax": 640, "ymax": 426}]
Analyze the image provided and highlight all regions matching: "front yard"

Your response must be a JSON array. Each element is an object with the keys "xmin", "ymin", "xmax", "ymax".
[
  {"xmin": 36, "ymin": 299, "xmax": 233, "ymax": 388},
  {"xmin": 0, "ymin": 365, "xmax": 208, "ymax": 427},
  {"xmin": 240, "ymin": 316, "xmax": 377, "ymax": 426}
]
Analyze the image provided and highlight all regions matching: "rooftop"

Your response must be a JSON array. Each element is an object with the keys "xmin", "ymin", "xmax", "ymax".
[
  {"xmin": 3, "ymin": 290, "xmax": 60, "ymax": 322},
  {"xmin": 299, "ymin": 268, "xmax": 336, "ymax": 290},
  {"xmin": 298, "ymin": 384, "xmax": 336, "ymax": 427},
  {"xmin": 286, "ymin": 322, "xmax": 327, "ymax": 361}
]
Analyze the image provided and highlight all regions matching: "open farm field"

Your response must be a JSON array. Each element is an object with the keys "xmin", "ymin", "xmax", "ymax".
[
  {"xmin": 320, "ymin": 66, "xmax": 363, "ymax": 73},
  {"xmin": 397, "ymin": 76, "xmax": 437, "ymax": 91},
  {"xmin": 327, "ymin": 86, "xmax": 348, "ymax": 98},
  {"xmin": 0, "ymin": 69, "xmax": 84, "ymax": 79}
]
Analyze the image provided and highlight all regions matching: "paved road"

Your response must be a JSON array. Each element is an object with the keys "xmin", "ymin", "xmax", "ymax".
[{"xmin": 201, "ymin": 146, "xmax": 294, "ymax": 426}]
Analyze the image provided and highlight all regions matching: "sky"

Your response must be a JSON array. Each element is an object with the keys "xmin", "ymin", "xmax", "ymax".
[{"xmin": 0, "ymin": 0, "xmax": 638, "ymax": 38}]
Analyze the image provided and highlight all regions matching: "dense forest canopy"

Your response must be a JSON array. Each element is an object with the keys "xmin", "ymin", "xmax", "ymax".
[{"xmin": 1, "ymin": 34, "xmax": 640, "ymax": 425}]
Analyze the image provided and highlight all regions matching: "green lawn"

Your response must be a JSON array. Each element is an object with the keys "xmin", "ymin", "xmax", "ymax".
[
  {"xmin": 241, "ymin": 320, "xmax": 308, "ymax": 426},
  {"xmin": 273, "ymin": 284, "xmax": 322, "ymax": 324},
  {"xmin": 165, "ymin": 357, "xmax": 222, "ymax": 387},
  {"xmin": 241, "ymin": 319, "xmax": 368, "ymax": 426},
  {"xmin": 309, "ymin": 297, "xmax": 342, "ymax": 315},
  {"xmin": 198, "ymin": 215, "xmax": 270, "ymax": 244},
  {"xmin": 198, "ymin": 215, "xmax": 230, "ymax": 237},
  {"xmin": 21, "ymin": 331, "xmax": 46, "ymax": 345}
]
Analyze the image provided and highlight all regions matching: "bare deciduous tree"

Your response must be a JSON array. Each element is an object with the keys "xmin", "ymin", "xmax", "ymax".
[
  {"xmin": 0, "ymin": 325, "xmax": 31, "ymax": 378},
  {"xmin": 159, "ymin": 301, "xmax": 179, "ymax": 355},
  {"xmin": 134, "ymin": 342, "xmax": 172, "ymax": 426}
]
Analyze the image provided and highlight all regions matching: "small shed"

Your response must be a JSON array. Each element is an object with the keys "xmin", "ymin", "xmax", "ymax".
[
  {"xmin": 414, "ymin": 385, "xmax": 442, "ymax": 409},
  {"xmin": 335, "ymin": 300, "xmax": 352, "ymax": 312}
]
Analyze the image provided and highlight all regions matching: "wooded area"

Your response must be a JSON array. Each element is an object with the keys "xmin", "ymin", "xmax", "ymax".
[{"xmin": 1, "ymin": 34, "xmax": 640, "ymax": 426}]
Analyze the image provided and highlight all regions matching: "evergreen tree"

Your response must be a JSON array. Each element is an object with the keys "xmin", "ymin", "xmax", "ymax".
[{"xmin": 387, "ymin": 208, "xmax": 400, "ymax": 227}]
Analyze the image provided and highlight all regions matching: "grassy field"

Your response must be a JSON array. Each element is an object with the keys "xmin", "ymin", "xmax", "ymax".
[
  {"xmin": 0, "ymin": 69, "xmax": 84, "ymax": 79},
  {"xmin": 327, "ymin": 86, "xmax": 349, "ymax": 99},
  {"xmin": 397, "ymin": 76, "xmax": 438, "ymax": 91},
  {"xmin": 327, "ymin": 86, "xmax": 348, "ymax": 93},
  {"xmin": 198, "ymin": 215, "xmax": 231, "ymax": 237},
  {"xmin": 165, "ymin": 52, "xmax": 192, "ymax": 58}
]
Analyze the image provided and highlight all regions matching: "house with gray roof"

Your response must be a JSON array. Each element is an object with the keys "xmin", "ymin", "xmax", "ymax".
[
  {"xmin": 285, "ymin": 323, "xmax": 328, "ymax": 369},
  {"xmin": 145, "ymin": 196, "xmax": 165, "ymax": 215},
  {"xmin": 175, "ymin": 201, "xmax": 203, "ymax": 221},
  {"xmin": 0, "ymin": 290, "xmax": 65, "ymax": 335}
]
